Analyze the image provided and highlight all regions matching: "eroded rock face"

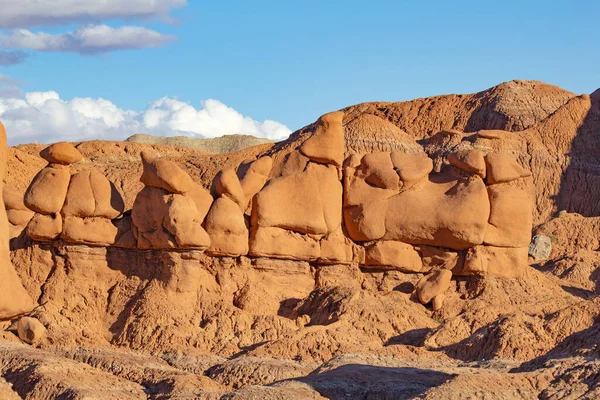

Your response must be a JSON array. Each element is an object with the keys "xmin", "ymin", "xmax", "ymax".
[
  {"xmin": 16, "ymin": 109, "xmax": 533, "ymax": 319},
  {"xmin": 0, "ymin": 121, "xmax": 35, "ymax": 320}
]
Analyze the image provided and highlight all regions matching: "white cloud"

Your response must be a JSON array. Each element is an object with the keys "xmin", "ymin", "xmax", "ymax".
[
  {"xmin": 0, "ymin": 91, "xmax": 292, "ymax": 145},
  {"xmin": 0, "ymin": 0, "xmax": 187, "ymax": 29},
  {"xmin": 0, "ymin": 25, "xmax": 176, "ymax": 54}
]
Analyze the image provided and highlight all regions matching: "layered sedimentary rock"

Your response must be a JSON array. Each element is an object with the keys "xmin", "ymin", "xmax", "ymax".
[{"xmin": 16, "ymin": 109, "xmax": 533, "ymax": 313}]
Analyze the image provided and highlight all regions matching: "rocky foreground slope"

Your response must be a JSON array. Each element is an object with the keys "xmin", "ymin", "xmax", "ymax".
[{"xmin": 1, "ymin": 80, "xmax": 600, "ymax": 399}]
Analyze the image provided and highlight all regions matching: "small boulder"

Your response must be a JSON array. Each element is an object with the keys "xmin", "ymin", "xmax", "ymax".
[
  {"xmin": 26, "ymin": 213, "xmax": 62, "ymax": 241},
  {"xmin": 415, "ymin": 269, "xmax": 452, "ymax": 304},
  {"xmin": 140, "ymin": 151, "xmax": 194, "ymax": 194},
  {"xmin": 17, "ymin": 317, "xmax": 46, "ymax": 345},
  {"xmin": 40, "ymin": 142, "xmax": 83, "ymax": 165},
  {"xmin": 529, "ymin": 235, "xmax": 552, "ymax": 262},
  {"xmin": 24, "ymin": 167, "xmax": 71, "ymax": 214},
  {"xmin": 432, "ymin": 294, "xmax": 445, "ymax": 311}
]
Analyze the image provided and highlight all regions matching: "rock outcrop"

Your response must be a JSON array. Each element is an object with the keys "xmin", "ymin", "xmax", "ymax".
[
  {"xmin": 0, "ymin": 122, "xmax": 35, "ymax": 320},
  {"xmin": 131, "ymin": 152, "xmax": 211, "ymax": 250}
]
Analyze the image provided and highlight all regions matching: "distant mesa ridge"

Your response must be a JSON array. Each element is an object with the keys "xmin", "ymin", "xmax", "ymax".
[{"xmin": 125, "ymin": 133, "xmax": 275, "ymax": 153}]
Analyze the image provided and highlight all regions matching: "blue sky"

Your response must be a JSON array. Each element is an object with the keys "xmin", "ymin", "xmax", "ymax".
[{"xmin": 0, "ymin": 0, "xmax": 598, "ymax": 144}]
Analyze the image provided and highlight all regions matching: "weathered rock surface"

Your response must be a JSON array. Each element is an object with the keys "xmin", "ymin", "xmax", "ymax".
[
  {"xmin": 140, "ymin": 151, "xmax": 194, "ymax": 194},
  {"xmin": 16, "ymin": 317, "xmax": 46, "ymax": 345},
  {"xmin": 24, "ymin": 166, "xmax": 71, "ymax": 214},
  {"xmin": 40, "ymin": 142, "xmax": 83, "ymax": 165},
  {"xmin": 5, "ymin": 80, "xmax": 600, "ymax": 399},
  {"xmin": 0, "ymin": 122, "xmax": 35, "ymax": 320}
]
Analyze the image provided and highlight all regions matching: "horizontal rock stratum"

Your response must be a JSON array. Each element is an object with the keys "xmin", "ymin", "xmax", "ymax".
[{"xmin": 2, "ymin": 80, "xmax": 600, "ymax": 399}]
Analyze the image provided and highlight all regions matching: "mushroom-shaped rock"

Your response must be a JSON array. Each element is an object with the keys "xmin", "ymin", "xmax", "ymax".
[
  {"xmin": 26, "ymin": 213, "xmax": 62, "ymax": 241},
  {"xmin": 204, "ymin": 197, "xmax": 248, "ymax": 256},
  {"xmin": 140, "ymin": 151, "xmax": 194, "ymax": 194},
  {"xmin": 24, "ymin": 167, "xmax": 71, "ymax": 214},
  {"xmin": 415, "ymin": 269, "xmax": 452, "ymax": 304},
  {"xmin": 299, "ymin": 111, "xmax": 345, "ymax": 167},
  {"xmin": 62, "ymin": 170, "xmax": 125, "ymax": 219},
  {"xmin": 447, "ymin": 149, "xmax": 486, "ymax": 178},
  {"xmin": 40, "ymin": 142, "xmax": 83, "ymax": 165},
  {"xmin": 485, "ymin": 153, "xmax": 532, "ymax": 185},
  {"xmin": 390, "ymin": 152, "xmax": 433, "ymax": 190},
  {"xmin": 364, "ymin": 241, "xmax": 422, "ymax": 272},
  {"xmin": 17, "ymin": 317, "xmax": 47, "ymax": 345},
  {"xmin": 484, "ymin": 184, "xmax": 532, "ymax": 247},
  {"xmin": 213, "ymin": 167, "xmax": 246, "ymax": 210}
]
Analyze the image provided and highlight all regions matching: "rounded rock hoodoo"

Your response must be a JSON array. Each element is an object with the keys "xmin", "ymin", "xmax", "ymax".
[{"xmin": 131, "ymin": 151, "xmax": 211, "ymax": 250}]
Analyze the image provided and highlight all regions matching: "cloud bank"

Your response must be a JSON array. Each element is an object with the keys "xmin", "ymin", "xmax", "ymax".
[
  {"xmin": 0, "ymin": 90, "xmax": 291, "ymax": 145},
  {"xmin": 0, "ymin": 0, "xmax": 187, "ymax": 29},
  {"xmin": 0, "ymin": 25, "xmax": 176, "ymax": 55}
]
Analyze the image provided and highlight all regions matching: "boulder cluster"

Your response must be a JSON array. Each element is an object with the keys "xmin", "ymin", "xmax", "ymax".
[
  {"xmin": 20, "ymin": 142, "xmax": 129, "ymax": 246},
  {"xmin": 10, "ymin": 110, "xmax": 534, "ymax": 312}
]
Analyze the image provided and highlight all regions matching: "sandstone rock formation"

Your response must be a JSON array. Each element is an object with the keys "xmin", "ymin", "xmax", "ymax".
[
  {"xmin": 16, "ymin": 317, "xmax": 46, "ymax": 345},
  {"xmin": 132, "ymin": 152, "xmax": 211, "ymax": 250},
  {"xmin": 4, "ymin": 80, "xmax": 594, "ymax": 399},
  {"xmin": 0, "ymin": 122, "xmax": 35, "ymax": 320},
  {"xmin": 3, "ymin": 186, "xmax": 33, "ymax": 239}
]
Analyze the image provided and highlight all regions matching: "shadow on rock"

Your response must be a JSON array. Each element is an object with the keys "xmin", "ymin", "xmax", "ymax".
[{"xmin": 288, "ymin": 363, "xmax": 455, "ymax": 400}]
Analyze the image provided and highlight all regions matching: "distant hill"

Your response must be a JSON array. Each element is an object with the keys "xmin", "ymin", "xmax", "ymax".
[{"xmin": 125, "ymin": 133, "xmax": 275, "ymax": 154}]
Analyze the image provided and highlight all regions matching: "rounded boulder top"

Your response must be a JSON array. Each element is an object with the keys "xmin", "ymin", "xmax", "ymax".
[{"xmin": 40, "ymin": 142, "xmax": 83, "ymax": 165}]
